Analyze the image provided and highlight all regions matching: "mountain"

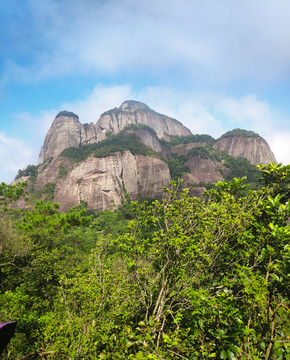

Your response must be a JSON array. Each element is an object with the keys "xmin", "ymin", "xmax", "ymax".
[
  {"xmin": 40, "ymin": 100, "xmax": 191, "ymax": 161},
  {"xmin": 214, "ymin": 129, "xmax": 276, "ymax": 165},
  {"xmin": 15, "ymin": 101, "xmax": 276, "ymax": 212}
]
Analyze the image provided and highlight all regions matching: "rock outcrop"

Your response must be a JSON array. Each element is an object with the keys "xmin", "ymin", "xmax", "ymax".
[
  {"xmin": 122, "ymin": 128, "xmax": 170, "ymax": 159},
  {"xmin": 17, "ymin": 102, "xmax": 278, "ymax": 213},
  {"xmin": 171, "ymin": 142, "xmax": 208, "ymax": 156},
  {"xmin": 95, "ymin": 100, "xmax": 191, "ymax": 142},
  {"xmin": 40, "ymin": 112, "xmax": 97, "ymax": 162},
  {"xmin": 214, "ymin": 130, "xmax": 276, "ymax": 165},
  {"xmin": 182, "ymin": 157, "xmax": 226, "ymax": 184},
  {"xmin": 40, "ymin": 101, "xmax": 191, "ymax": 161},
  {"xmin": 33, "ymin": 151, "xmax": 170, "ymax": 212}
]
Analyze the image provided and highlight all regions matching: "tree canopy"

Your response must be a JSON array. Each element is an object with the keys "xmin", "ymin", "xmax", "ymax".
[{"xmin": 0, "ymin": 163, "xmax": 289, "ymax": 359}]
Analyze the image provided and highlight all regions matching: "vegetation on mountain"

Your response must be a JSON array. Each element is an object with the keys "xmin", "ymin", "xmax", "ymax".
[
  {"xmin": 58, "ymin": 164, "xmax": 68, "ymax": 178},
  {"xmin": 164, "ymin": 134, "xmax": 215, "ymax": 148},
  {"xmin": 0, "ymin": 182, "xmax": 26, "ymax": 217},
  {"xmin": 28, "ymin": 183, "xmax": 56, "ymax": 204},
  {"xmin": 167, "ymin": 144, "xmax": 260, "ymax": 185},
  {"xmin": 0, "ymin": 163, "xmax": 289, "ymax": 359},
  {"xmin": 55, "ymin": 110, "xmax": 79, "ymax": 119},
  {"xmin": 219, "ymin": 128, "xmax": 262, "ymax": 139},
  {"xmin": 222, "ymin": 155, "xmax": 261, "ymax": 183},
  {"xmin": 167, "ymin": 156, "xmax": 190, "ymax": 181},
  {"xmin": 15, "ymin": 165, "xmax": 38, "ymax": 181},
  {"xmin": 61, "ymin": 133, "xmax": 161, "ymax": 163},
  {"xmin": 123, "ymin": 123, "xmax": 157, "ymax": 133},
  {"xmin": 100, "ymin": 107, "xmax": 122, "ymax": 117}
]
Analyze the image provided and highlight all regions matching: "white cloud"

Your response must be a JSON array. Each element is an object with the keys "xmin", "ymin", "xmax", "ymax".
[
  {"xmin": 3, "ymin": 0, "xmax": 290, "ymax": 85},
  {"xmin": 61, "ymin": 84, "xmax": 134, "ymax": 124},
  {"xmin": 0, "ymin": 132, "xmax": 35, "ymax": 183},
  {"xmin": 267, "ymin": 131, "xmax": 290, "ymax": 165}
]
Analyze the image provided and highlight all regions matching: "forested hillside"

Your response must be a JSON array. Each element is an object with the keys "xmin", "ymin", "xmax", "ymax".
[{"xmin": 0, "ymin": 163, "xmax": 289, "ymax": 359}]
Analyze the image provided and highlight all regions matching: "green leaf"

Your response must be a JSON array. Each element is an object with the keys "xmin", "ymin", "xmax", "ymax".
[
  {"xmin": 220, "ymin": 350, "xmax": 228, "ymax": 359},
  {"xmin": 227, "ymin": 350, "xmax": 237, "ymax": 360}
]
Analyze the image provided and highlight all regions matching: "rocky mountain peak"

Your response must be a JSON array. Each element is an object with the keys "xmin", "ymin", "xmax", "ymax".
[
  {"xmin": 17, "ymin": 102, "xmax": 279, "ymax": 213},
  {"xmin": 40, "ymin": 112, "xmax": 83, "ymax": 161},
  {"xmin": 96, "ymin": 101, "xmax": 191, "ymax": 142},
  {"xmin": 55, "ymin": 110, "xmax": 79, "ymax": 119},
  {"xmin": 120, "ymin": 100, "xmax": 150, "ymax": 112},
  {"xmin": 214, "ymin": 129, "xmax": 276, "ymax": 165}
]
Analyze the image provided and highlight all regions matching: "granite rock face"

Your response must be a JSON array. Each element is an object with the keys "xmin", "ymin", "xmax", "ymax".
[
  {"xmin": 95, "ymin": 100, "xmax": 191, "ymax": 142},
  {"xmin": 23, "ymin": 101, "xmax": 278, "ymax": 212},
  {"xmin": 33, "ymin": 151, "xmax": 170, "ymax": 212},
  {"xmin": 122, "ymin": 128, "xmax": 171, "ymax": 158},
  {"xmin": 183, "ymin": 157, "xmax": 225, "ymax": 184},
  {"xmin": 40, "ymin": 114, "xmax": 83, "ymax": 161},
  {"xmin": 214, "ymin": 136, "xmax": 276, "ymax": 165},
  {"xmin": 40, "ymin": 101, "xmax": 191, "ymax": 161},
  {"xmin": 171, "ymin": 142, "xmax": 208, "ymax": 156},
  {"xmin": 40, "ymin": 113, "xmax": 97, "ymax": 161}
]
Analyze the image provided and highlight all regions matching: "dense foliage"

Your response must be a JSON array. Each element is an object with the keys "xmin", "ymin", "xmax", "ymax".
[
  {"xmin": 28, "ymin": 183, "xmax": 56, "ymax": 204},
  {"xmin": 165, "ymin": 134, "xmax": 215, "ymax": 148},
  {"xmin": 0, "ymin": 163, "xmax": 289, "ymax": 359},
  {"xmin": 167, "ymin": 156, "xmax": 190, "ymax": 181},
  {"xmin": 61, "ymin": 133, "xmax": 160, "ymax": 163}
]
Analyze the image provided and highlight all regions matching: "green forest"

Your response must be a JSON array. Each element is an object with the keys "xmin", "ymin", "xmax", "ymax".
[{"xmin": 0, "ymin": 163, "xmax": 289, "ymax": 359}]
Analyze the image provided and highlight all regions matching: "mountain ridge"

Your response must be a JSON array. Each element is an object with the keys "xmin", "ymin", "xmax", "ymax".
[{"xmin": 16, "ymin": 100, "xmax": 276, "ymax": 212}]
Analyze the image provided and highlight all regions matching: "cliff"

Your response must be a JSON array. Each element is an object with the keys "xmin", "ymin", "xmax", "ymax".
[
  {"xmin": 214, "ymin": 129, "xmax": 276, "ymax": 165},
  {"xmin": 15, "ymin": 102, "xmax": 277, "ymax": 212},
  {"xmin": 40, "ymin": 101, "xmax": 191, "ymax": 161},
  {"xmin": 33, "ymin": 151, "xmax": 170, "ymax": 212},
  {"xmin": 95, "ymin": 100, "xmax": 192, "ymax": 142}
]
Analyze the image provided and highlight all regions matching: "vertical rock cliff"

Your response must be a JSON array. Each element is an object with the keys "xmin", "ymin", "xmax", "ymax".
[
  {"xmin": 214, "ymin": 129, "xmax": 276, "ymax": 165},
  {"xmin": 18, "ymin": 102, "xmax": 278, "ymax": 213},
  {"xmin": 40, "ymin": 101, "xmax": 191, "ymax": 161},
  {"xmin": 40, "ymin": 111, "xmax": 82, "ymax": 161}
]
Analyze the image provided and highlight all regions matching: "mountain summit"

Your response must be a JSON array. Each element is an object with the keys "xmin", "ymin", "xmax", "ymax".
[
  {"xmin": 40, "ymin": 101, "xmax": 191, "ymax": 161},
  {"xmin": 18, "ymin": 101, "xmax": 276, "ymax": 212}
]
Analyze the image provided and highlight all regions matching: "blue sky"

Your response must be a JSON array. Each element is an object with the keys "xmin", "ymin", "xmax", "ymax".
[{"xmin": 0, "ymin": 0, "xmax": 290, "ymax": 183}]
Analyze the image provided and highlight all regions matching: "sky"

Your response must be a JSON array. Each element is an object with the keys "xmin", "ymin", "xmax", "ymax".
[{"xmin": 0, "ymin": 0, "xmax": 290, "ymax": 183}]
